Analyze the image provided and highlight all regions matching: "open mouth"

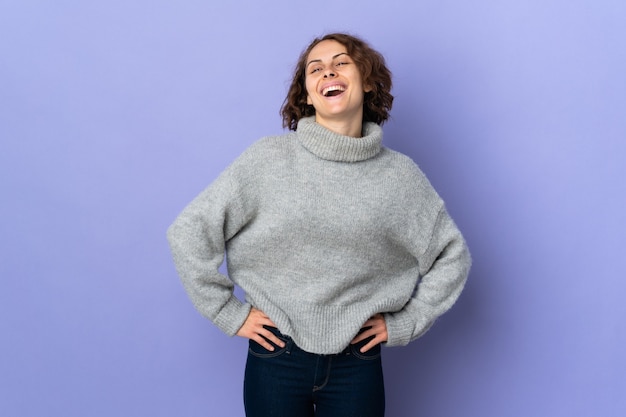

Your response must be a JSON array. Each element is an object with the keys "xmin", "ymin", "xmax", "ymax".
[{"xmin": 322, "ymin": 85, "xmax": 346, "ymax": 97}]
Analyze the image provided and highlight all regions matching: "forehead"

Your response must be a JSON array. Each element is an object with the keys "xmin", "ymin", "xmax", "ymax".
[{"xmin": 307, "ymin": 40, "xmax": 348, "ymax": 61}]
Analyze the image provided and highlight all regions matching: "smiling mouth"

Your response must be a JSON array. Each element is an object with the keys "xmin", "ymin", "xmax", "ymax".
[{"xmin": 322, "ymin": 85, "xmax": 346, "ymax": 97}]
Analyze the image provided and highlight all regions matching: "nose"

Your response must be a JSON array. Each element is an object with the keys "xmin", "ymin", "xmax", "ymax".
[{"xmin": 323, "ymin": 69, "xmax": 336, "ymax": 78}]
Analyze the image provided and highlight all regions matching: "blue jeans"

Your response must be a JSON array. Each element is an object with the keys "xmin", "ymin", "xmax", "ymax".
[{"xmin": 244, "ymin": 327, "xmax": 385, "ymax": 417}]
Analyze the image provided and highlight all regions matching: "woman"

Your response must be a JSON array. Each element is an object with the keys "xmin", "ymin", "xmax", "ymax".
[{"xmin": 167, "ymin": 33, "xmax": 471, "ymax": 417}]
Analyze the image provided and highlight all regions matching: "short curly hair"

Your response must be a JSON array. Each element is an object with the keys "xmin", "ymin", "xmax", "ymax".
[{"xmin": 281, "ymin": 33, "xmax": 393, "ymax": 131}]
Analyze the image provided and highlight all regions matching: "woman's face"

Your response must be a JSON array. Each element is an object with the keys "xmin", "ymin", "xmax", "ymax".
[{"xmin": 305, "ymin": 40, "xmax": 370, "ymax": 131}]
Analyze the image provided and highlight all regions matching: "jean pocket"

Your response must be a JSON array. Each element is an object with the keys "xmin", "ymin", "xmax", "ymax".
[
  {"xmin": 248, "ymin": 330, "xmax": 289, "ymax": 359},
  {"xmin": 350, "ymin": 338, "xmax": 381, "ymax": 361}
]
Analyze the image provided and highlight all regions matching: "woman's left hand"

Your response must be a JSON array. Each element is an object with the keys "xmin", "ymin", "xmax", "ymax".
[{"xmin": 351, "ymin": 314, "xmax": 388, "ymax": 353}]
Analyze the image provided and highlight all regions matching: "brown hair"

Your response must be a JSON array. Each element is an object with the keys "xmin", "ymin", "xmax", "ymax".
[{"xmin": 280, "ymin": 33, "xmax": 394, "ymax": 131}]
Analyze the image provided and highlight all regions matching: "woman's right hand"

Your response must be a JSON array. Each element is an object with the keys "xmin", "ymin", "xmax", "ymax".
[{"xmin": 236, "ymin": 307, "xmax": 285, "ymax": 351}]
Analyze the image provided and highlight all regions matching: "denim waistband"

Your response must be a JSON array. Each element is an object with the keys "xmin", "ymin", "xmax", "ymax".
[{"xmin": 263, "ymin": 325, "xmax": 376, "ymax": 356}]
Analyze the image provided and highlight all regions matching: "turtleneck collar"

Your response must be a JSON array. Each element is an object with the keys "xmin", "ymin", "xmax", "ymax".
[{"xmin": 295, "ymin": 116, "xmax": 383, "ymax": 163}]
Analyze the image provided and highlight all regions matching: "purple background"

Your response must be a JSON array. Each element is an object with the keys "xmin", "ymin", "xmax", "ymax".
[{"xmin": 1, "ymin": 1, "xmax": 625, "ymax": 416}]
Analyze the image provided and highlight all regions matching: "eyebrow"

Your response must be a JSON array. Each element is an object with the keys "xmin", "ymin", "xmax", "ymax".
[{"xmin": 306, "ymin": 52, "xmax": 349, "ymax": 68}]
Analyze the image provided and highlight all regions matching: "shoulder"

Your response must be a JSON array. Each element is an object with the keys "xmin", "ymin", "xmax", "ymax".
[
  {"xmin": 376, "ymin": 147, "xmax": 444, "ymax": 213},
  {"xmin": 225, "ymin": 131, "xmax": 297, "ymax": 172},
  {"xmin": 240, "ymin": 132, "xmax": 297, "ymax": 159},
  {"xmin": 201, "ymin": 132, "xmax": 295, "ymax": 200},
  {"xmin": 378, "ymin": 147, "xmax": 435, "ymax": 189}
]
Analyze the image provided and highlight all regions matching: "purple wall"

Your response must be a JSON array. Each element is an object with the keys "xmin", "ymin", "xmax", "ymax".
[{"xmin": 1, "ymin": 1, "xmax": 625, "ymax": 415}]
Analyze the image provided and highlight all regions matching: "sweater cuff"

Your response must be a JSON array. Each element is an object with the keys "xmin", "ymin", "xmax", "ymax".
[
  {"xmin": 213, "ymin": 296, "xmax": 252, "ymax": 336},
  {"xmin": 384, "ymin": 307, "xmax": 434, "ymax": 347},
  {"xmin": 384, "ymin": 311, "xmax": 413, "ymax": 346}
]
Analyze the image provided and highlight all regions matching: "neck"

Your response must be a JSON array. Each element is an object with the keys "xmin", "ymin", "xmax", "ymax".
[{"xmin": 314, "ymin": 113, "xmax": 364, "ymax": 138}]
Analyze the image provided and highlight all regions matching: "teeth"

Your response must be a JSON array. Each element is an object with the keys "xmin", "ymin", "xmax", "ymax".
[{"xmin": 322, "ymin": 85, "xmax": 346, "ymax": 96}]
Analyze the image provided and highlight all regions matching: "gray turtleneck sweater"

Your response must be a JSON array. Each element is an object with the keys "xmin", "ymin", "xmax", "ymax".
[{"xmin": 167, "ymin": 117, "xmax": 471, "ymax": 355}]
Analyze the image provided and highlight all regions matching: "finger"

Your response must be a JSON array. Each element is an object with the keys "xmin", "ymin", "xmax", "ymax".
[
  {"xmin": 253, "ymin": 334, "xmax": 276, "ymax": 351},
  {"xmin": 240, "ymin": 308, "xmax": 285, "ymax": 349},
  {"xmin": 351, "ymin": 329, "xmax": 374, "ymax": 344},
  {"xmin": 251, "ymin": 317, "xmax": 284, "ymax": 348},
  {"xmin": 353, "ymin": 321, "xmax": 388, "ymax": 347},
  {"xmin": 350, "ymin": 322, "xmax": 383, "ymax": 344},
  {"xmin": 243, "ymin": 327, "xmax": 284, "ymax": 351},
  {"xmin": 359, "ymin": 337, "xmax": 380, "ymax": 353},
  {"xmin": 361, "ymin": 328, "xmax": 389, "ymax": 352},
  {"xmin": 259, "ymin": 328, "xmax": 285, "ymax": 348},
  {"xmin": 246, "ymin": 309, "xmax": 271, "ymax": 330},
  {"xmin": 261, "ymin": 317, "xmax": 279, "ymax": 329},
  {"xmin": 253, "ymin": 316, "xmax": 285, "ymax": 347},
  {"xmin": 359, "ymin": 317, "xmax": 383, "ymax": 332},
  {"xmin": 358, "ymin": 321, "xmax": 375, "ymax": 330}
]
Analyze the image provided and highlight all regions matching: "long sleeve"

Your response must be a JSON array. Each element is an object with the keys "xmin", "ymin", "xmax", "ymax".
[
  {"xmin": 384, "ymin": 206, "xmax": 471, "ymax": 346},
  {"xmin": 166, "ymin": 169, "xmax": 254, "ymax": 336}
]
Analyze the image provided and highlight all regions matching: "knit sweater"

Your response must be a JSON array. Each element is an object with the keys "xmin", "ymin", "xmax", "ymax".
[{"xmin": 167, "ymin": 116, "xmax": 471, "ymax": 355}]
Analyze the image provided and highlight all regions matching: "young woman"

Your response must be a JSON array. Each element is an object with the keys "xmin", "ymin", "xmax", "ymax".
[{"xmin": 167, "ymin": 33, "xmax": 471, "ymax": 417}]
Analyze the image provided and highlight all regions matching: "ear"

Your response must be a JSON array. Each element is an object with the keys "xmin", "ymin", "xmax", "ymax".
[
  {"xmin": 307, "ymin": 95, "xmax": 313, "ymax": 105},
  {"xmin": 363, "ymin": 83, "xmax": 373, "ymax": 93}
]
